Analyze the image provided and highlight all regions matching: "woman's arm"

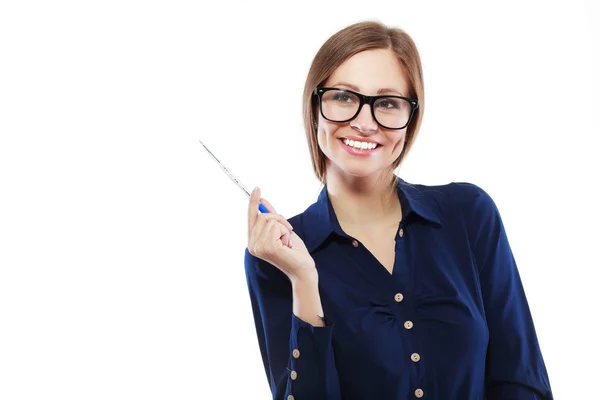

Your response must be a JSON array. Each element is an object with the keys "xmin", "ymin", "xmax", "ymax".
[
  {"xmin": 459, "ymin": 182, "xmax": 553, "ymax": 399},
  {"xmin": 291, "ymin": 274, "xmax": 326, "ymax": 327},
  {"xmin": 245, "ymin": 249, "xmax": 342, "ymax": 400}
]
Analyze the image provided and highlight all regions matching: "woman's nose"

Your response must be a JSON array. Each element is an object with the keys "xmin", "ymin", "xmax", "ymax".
[{"xmin": 350, "ymin": 103, "xmax": 378, "ymax": 133}]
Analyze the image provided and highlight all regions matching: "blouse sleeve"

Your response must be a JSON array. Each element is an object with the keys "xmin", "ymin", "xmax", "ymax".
[
  {"xmin": 461, "ymin": 183, "xmax": 553, "ymax": 399},
  {"xmin": 244, "ymin": 249, "xmax": 342, "ymax": 400}
]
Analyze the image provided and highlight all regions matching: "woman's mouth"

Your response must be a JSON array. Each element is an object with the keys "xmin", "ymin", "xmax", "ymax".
[{"xmin": 339, "ymin": 138, "xmax": 381, "ymax": 156}]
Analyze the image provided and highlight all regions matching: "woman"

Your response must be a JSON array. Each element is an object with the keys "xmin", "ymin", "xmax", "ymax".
[{"xmin": 244, "ymin": 21, "xmax": 553, "ymax": 399}]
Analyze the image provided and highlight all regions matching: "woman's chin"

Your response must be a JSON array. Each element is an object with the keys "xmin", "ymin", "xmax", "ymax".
[{"xmin": 332, "ymin": 161, "xmax": 379, "ymax": 178}]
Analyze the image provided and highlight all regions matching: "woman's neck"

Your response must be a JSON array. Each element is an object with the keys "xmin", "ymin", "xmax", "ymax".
[{"xmin": 325, "ymin": 168, "xmax": 401, "ymax": 228}]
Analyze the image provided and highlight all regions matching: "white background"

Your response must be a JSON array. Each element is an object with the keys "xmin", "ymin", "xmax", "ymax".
[{"xmin": 1, "ymin": 0, "xmax": 598, "ymax": 398}]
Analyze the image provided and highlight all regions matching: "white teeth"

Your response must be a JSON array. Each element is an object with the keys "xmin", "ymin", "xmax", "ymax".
[{"xmin": 343, "ymin": 138, "xmax": 378, "ymax": 150}]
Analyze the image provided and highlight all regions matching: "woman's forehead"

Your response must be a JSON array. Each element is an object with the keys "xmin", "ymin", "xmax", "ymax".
[{"xmin": 325, "ymin": 49, "xmax": 408, "ymax": 94}]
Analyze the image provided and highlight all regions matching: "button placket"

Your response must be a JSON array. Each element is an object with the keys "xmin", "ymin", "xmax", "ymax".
[
  {"xmin": 402, "ymin": 314, "xmax": 423, "ymax": 391},
  {"xmin": 394, "ymin": 223, "xmax": 425, "ymax": 397}
]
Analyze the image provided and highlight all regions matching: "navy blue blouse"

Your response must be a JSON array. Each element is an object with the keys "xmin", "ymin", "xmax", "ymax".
[{"xmin": 244, "ymin": 177, "xmax": 553, "ymax": 399}]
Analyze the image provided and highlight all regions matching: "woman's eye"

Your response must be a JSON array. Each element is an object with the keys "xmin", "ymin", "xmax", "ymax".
[
  {"xmin": 377, "ymin": 99, "xmax": 399, "ymax": 109},
  {"xmin": 333, "ymin": 93, "xmax": 353, "ymax": 102}
]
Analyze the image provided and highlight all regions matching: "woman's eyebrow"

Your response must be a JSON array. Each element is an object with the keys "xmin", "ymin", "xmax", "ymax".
[
  {"xmin": 332, "ymin": 81, "xmax": 404, "ymax": 96},
  {"xmin": 331, "ymin": 81, "xmax": 361, "ymax": 91},
  {"xmin": 376, "ymin": 87, "xmax": 404, "ymax": 96}
]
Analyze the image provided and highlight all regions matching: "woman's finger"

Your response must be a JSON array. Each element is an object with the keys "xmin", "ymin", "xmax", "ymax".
[
  {"xmin": 260, "ymin": 219, "xmax": 291, "ymax": 252},
  {"xmin": 247, "ymin": 187, "xmax": 261, "ymax": 239},
  {"xmin": 253, "ymin": 212, "xmax": 293, "ymax": 233},
  {"xmin": 282, "ymin": 231, "xmax": 292, "ymax": 248},
  {"xmin": 260, "ymin": 197, "xmax": 294, "ymax": 234},
  {"xmin": 260, "ymin": 197, "xmax": 277, "ymax": 214}
]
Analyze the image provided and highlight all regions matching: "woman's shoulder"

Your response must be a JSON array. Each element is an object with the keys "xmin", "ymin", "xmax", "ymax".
[
  {"xmin": 400, "ymin": 178, "xmax": 491, "ymax": 203},
  {"xmin": 398, "ymin": 178, "xmax": 502, "ymax": 227},
  {"xmin": 400, "ymin": 180, "xmax": 500, "ymax": 207}
]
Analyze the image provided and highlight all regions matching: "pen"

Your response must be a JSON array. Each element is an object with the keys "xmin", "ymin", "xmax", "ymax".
[{"xmin": 198, "ymin": 140, "xmax": 269, "ymax": 213}]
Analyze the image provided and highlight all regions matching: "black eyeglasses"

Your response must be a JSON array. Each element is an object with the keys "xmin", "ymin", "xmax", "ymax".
[{"xmin": 314, "ymin": 87, "xmax": 419, "ymax": 130}]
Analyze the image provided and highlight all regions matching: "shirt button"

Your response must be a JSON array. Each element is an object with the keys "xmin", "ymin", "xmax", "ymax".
[
  {"xmin": 411, "ymin": 353, "xmax": 421, "ymax": 362},
  {"xmin": 351, "ymin": 239, "xmax": 359, "ymax": 247},
  {"xmin": 394, "ymin": 293, "xmax": 404, "ymax": 302},
  {"xmin": 290, "ymin": 370, "xmax": 297, "ymax": 380},
  {"xmin": 292, "ymin": 349, "xmax": 300, "ymax": 359},
  {"xmin": 287, "ymin": 396, "xmax": 295, "ymax": 400},
  {"xmin": 404, "ymin": 320, "xmax": 414, "ymax": 329},
  {"xmin": 398, "ymin": 228, "xmax": 404, "ymax": 238},
  {"xmin": 415, "ymin": 388, "xmax": 424, "ymax": 398}
]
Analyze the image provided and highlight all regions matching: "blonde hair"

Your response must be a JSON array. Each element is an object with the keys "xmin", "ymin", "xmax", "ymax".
[{"xmin": 302, "ymin": 21, "xmax": 425, "ymax": 185}]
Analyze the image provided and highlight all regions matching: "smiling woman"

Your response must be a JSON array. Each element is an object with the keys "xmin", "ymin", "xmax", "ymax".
[{"xmin": 244, "ymin": 20, "xmax": 553, "ymax": 400}]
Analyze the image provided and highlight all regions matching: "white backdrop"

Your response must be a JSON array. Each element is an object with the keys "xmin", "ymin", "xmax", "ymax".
[{"xmin": 1, "ymin": 0, "xmax": 598, "ymax": 399}]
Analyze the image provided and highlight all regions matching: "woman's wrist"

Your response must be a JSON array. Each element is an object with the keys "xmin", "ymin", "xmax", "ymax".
[
  {"xmin": 291, "ymin": 271, "xmax": 324, "ymax": 327},
  {"xmin": 289, "ymin": 266, "xmax": 318, "ymax": 287}
]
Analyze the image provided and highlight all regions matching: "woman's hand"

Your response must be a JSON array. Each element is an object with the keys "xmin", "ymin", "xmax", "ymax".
[{"xmin": 247, "ymin": 187, "xmax": 317, "ymax": 282}]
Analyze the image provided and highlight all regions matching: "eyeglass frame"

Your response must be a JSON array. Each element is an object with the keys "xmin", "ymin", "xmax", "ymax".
[{"xmin": 313, "ymin": 87, "xmax": 419, "ymax": 130}]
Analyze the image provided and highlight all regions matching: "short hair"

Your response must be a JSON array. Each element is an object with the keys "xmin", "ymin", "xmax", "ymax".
[{"xmin": 302, "ymin": 21, "xmax": 425, "ymax": 183}]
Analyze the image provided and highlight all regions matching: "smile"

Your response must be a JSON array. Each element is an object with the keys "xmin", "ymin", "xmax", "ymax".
[
  {"xmin": 338, "ymin": 138, "xmax": 382, "ymax": 157},
  {"xmin": 342, "ymin": 138, "xmax": 379, "ymax": 150}
]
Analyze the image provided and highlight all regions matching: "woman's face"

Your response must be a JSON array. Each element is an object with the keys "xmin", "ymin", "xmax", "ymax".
[{"xmin": 317, "ymin": 48, "xmax": 410, "ymax": 180}]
